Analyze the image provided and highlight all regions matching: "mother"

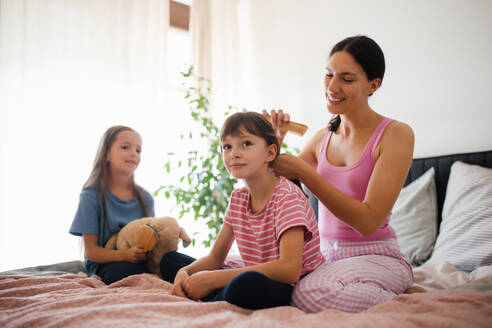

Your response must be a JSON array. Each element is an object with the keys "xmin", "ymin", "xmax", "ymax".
[{"xmin": 266, "ymin": 35, "xmax": 415, "ymax": 313}]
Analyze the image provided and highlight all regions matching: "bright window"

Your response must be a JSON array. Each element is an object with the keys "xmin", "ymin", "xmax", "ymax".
[{"xmin": 0, "ymin": 1, "xmax": 213, "ymax": 271}]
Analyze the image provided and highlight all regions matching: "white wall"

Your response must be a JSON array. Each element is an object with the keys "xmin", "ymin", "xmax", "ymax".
[
  {"xmin": 235, "ymin": 0, "xmax": 492, "ymax": 157},
  {"xmin": 2, "ymin": 0, "xmax": 491, "ymax": 272}
]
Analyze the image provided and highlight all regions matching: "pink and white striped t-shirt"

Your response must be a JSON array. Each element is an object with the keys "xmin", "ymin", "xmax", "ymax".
[{"xmin": 223, "ymin": 176, "xmax": 324, "ymax": 276}]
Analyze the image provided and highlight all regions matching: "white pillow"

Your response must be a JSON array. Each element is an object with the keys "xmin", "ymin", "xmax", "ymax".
[
  {"xmin": 425, "ymin": 161, "xmax": 492, "ymax": 272},
  {"xmin": 391, "ymin": 167, "xmax": 438, "ymax": 266}
]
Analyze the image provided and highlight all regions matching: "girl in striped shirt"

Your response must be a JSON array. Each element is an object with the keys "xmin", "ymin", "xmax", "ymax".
[{"xmin": 161, "ymin": 111, "xmax": 324, "ymax": 310}]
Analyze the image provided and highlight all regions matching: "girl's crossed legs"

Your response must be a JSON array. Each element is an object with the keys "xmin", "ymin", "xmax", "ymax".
[{"xmin": 161, "ymin": 251, "xmax": 293, "ymax": 310}]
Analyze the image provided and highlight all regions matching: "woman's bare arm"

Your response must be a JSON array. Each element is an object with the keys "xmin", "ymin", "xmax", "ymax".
[{"xmin": 274, "ymin": 122, "xmax": 414, "ymax": 237}]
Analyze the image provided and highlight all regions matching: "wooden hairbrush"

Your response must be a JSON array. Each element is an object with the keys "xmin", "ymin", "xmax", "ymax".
[
  {"xmin": 137, "ymin": 224, "xmax": 159, "ymax": 251},
  {"xmin": 264, "ymin": 113, "xmax": 308, "ymax": 136}
]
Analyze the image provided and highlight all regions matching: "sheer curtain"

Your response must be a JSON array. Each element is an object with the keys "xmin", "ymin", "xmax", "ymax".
[
  {"xmin": 190, "ymin": 0, "xmax": 243, "ymax": 124},
  {"xmin": 0, "ymin": 0, "xmax": 172, "ymax": 271},
  {"xmin": 189, "ymin": 0, "xmax": 249, "ymax": 256}
]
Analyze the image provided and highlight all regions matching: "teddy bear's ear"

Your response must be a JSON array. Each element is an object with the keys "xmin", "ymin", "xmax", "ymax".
[{"xmin": 137, "ymin": 224, "xmax": 159, "ymax": 251}]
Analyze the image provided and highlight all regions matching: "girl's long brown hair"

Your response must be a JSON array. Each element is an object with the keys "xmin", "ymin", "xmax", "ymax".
[{"xmin": 83, "ymin": 125, "xmax": 150, "ymax": 234}]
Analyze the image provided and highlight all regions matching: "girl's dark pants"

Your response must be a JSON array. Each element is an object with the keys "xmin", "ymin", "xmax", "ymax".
[
  {"xmin": 160, "ymin": 251, "xmax": 294, "ymax": 310},
  {"xmin": 97, "ymin": 261, "xmax": 148, "ymax": 285}
]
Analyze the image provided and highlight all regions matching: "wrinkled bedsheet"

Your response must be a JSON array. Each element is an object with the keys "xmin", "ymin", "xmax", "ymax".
[
  {"xmin": 413, "ymin": 261, "xmax": 492, "ymax": 291},
  {"xmin": 1, "ymin": 272, "xmax": 492, "ymax": 328}
]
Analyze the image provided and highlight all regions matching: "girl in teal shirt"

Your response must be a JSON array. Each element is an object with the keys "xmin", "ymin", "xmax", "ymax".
[{"xmin": 70, "ymin": 125, "xmax": 154, "ymax": 284}]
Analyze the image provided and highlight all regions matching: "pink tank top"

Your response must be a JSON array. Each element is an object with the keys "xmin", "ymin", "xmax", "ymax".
[{"xmin": 317, "ymin": 117, "xmax": 397, "ymax": 241}]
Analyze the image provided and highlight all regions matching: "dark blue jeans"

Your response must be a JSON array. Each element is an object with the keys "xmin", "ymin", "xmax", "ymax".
[
  {"xmin": 97, "ymin": 261, "xmax": 148, "ymax": 285},
  {"xmin": 160, "ymin": 251, "xmax": 293, "ymax": 310}
]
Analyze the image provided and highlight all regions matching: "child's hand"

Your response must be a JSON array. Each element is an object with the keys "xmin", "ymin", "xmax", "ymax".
[
  {"xmin": 124, "ymin": 246, "xmax": 148, "ymax": 263},
  {"xmin": 183, "ymin": 271, "xmax": 217, "ymax": 301},
  {"xmin": 172, "ymin": 269, "xmax": 189, "ymax": 298}
]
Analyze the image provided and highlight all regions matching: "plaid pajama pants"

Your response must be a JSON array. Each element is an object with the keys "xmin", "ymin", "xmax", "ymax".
[{"xmin": 291, "ymin": 238, "xmax": 413, "ymax": 313}]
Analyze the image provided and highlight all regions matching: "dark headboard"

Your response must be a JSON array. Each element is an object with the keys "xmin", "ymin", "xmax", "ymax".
[
  {"xmin": 404, "ymin": 150, "xmax": 492, "ymax": 224},
  {"xmin": 307, "ymin": 150, "xmax": 492, "ymax": 225}
]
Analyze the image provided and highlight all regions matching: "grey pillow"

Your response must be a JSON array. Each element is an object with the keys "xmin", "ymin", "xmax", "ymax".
[
  {"xmin": 390, "ymin": 167, "xmax": 438, "ymax": 266},
  {"xmin": 425, "ymin": 161, "xmax": 492, "ymax": 272}
]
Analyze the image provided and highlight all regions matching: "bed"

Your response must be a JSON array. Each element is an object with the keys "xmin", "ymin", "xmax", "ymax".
[{"xmin": 1, "ymin": 150, "xmax": 492, "ymax": 327}]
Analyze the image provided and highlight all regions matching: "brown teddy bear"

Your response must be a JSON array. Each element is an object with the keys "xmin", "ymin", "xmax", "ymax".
[{"xmin": 105, "ymin": 216, "xmax": 192, "ymax": 277}]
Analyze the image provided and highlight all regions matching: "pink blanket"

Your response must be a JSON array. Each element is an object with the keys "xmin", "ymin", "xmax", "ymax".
[{"xmin": 1, "ymin": 273, "xmax": 491, "ymax": 327}]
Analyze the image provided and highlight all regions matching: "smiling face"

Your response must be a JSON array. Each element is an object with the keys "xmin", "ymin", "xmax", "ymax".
[
  {"xmin": 324, "ymin": 51, "xmax": 381, "ymax": 115},
  {"xmin": 106, "ymin": 130, "xmax": 142, "ymax": 176},
  {"xmin": 221, "ymin": 128, "xmax": 277, "ymax": 181}
]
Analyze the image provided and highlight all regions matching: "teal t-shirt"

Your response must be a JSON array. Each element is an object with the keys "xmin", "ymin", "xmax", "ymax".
[{"xmin": 69, "ymin": 185, "xmax": 155, "ymax": 276}]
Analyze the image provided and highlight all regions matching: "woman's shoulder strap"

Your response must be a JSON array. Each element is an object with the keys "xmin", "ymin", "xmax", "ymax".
[{"xmin": 370, "ymin": 117, "xmax": 395, "ymax": 155}]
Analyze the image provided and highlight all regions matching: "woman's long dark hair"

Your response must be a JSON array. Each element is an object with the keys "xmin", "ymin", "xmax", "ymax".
[
  {"xmin": 83, "ymin": 125, "xmax": 149, "ymax": 234},
  {"xmin": 327, "ymin": 35, "xmax": 386, "ymax": 132}
]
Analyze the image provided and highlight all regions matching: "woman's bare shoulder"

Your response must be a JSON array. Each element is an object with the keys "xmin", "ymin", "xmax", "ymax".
[
  {"xmin": 378, "ymin": 120, "xmax": 414, "ymax": 159},
  {"xmin": 307, "ymin": 128, "xmax": 327, "ymax": 151},
  {"xmin": 312, "ymin": 127, "xmax": 328, "ymax": 143},
  {"xmin": 299, "ymin": 127, "xmax": 327, "ymax": 165},
  {"xmin": 386, "ymin": 120, "xmax": 414, "ymax": 144}
]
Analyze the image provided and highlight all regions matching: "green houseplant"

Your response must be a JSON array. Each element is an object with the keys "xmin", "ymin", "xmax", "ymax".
[
  {"xmin": 155, "ymin": 65, "xmax": 298, "ymax": 247},
  {"xmin": 155, "ymin": 65, "xmax": 235, "ymax": 247}
]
